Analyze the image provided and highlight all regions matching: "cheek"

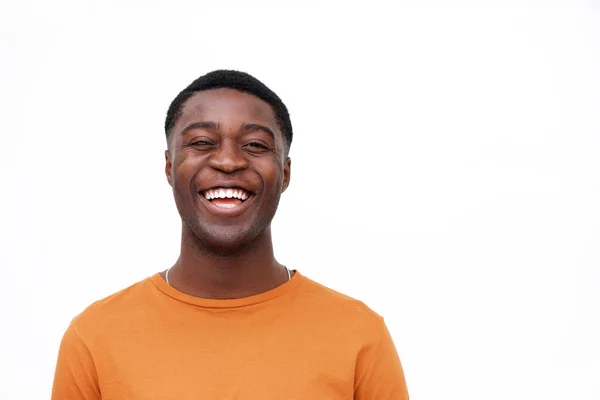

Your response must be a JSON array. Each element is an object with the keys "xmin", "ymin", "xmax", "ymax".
[
  {"xmin": 260, "ymin": 165, "xmax": 284, "ymax": 193},
  {"xmin": 173, "ymin": 154, "xmax": 198, "ymax": 182}
]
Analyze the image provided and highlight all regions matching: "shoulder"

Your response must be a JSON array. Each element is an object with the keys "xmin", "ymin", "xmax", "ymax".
[
  {"xmin": 299, "ymin": 274, "xmax": 382, "ymax": 315},
  {"xmin": 295, "ymin": 274, "xmax": 386, "ymax": 333},
  {"xmin": 69, "ymin": 276, "xmax": 155, "ymax": 338}
]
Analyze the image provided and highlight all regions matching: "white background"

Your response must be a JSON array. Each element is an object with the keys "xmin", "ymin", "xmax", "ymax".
[{"xmin": 1, "ymin": 1, "xmax": 599, "ymax": 399}]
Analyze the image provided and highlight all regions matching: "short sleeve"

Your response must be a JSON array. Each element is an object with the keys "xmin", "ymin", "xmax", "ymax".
[
  {"xmin": 51, "ymin": 323, "xmax": 101, "ymax": 400},
  {"xmin": 354, "ymin": 318, "xmax": 410, "ymax": 400}
]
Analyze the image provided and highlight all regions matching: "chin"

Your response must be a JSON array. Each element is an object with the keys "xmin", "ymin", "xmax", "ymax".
[{"xmin": 189, "ymin": 222, "xmax": 266, "ymax": 254}]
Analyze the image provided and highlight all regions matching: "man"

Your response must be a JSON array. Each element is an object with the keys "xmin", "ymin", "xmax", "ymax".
[{"xmin": 52, "ymin": 70, "xmax": 410, "ymax": 399}]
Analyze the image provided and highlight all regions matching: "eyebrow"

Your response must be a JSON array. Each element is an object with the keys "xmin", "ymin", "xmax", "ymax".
[
  {"xmin": 180, "ymin": 121, "xmax": 220, "ymax": 136},
  {"xmin": 179, "ymin": 121, "xmax": 276, "ymax": 140},
  {"xmin": 240, "ymin": 123, "xmax": 275, "ymax": 140}
]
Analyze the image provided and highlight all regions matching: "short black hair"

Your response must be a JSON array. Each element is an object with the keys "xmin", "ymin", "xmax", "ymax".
[{"xmin": 165, "ymin": 70, "xmax": 293, "ymax": 152}]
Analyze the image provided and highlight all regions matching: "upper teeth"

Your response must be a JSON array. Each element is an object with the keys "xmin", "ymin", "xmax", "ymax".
[{"xmin": 203, "ymin": 188, "xmax": 250, "ymax": 201}]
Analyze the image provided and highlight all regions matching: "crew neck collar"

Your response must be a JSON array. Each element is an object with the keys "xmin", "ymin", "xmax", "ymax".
[{"xmin": 149, "ymin": 270, "xmax": 304, "ymax": 309}]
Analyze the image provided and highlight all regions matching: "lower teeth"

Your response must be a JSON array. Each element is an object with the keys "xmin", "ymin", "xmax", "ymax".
[{"xmin": 214, "ymin": 203, "xmax": 238, "ymax": 209}]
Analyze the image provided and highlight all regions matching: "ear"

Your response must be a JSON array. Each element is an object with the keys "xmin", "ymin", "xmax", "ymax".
[
  {"xmin": 282, "ymin": 157, "xmax": 291, "ymax": 193},
  {"xmin": 165, "ymin": 149, "xmax": 173, "ymax": 187}
]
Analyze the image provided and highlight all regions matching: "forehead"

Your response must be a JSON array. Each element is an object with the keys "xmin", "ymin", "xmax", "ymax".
[{"xmin": 176, "ymin": 88, "xmax": 280, "ymax": 134}]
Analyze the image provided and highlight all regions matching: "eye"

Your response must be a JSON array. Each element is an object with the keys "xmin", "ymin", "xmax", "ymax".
[
  {"xmin": 189, "ymin": 140, "xmax": 214, "ymax": 147},
  {"xmin": 244, "ymin": 142, "xmax": 269, "ymax": 151}
]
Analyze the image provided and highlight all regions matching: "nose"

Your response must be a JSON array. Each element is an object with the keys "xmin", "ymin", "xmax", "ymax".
[{"xmin": 207, "ymin": 140, "xmax": 249, "ymax": 174}]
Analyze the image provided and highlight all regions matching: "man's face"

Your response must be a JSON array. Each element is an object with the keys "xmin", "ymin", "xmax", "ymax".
[{"xmin": 165, "ymin": 88, "xmax": 291, "ymax": 252}]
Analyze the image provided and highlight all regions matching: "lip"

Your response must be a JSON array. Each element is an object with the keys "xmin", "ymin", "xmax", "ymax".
[{"xmin": 197, "ymin": 191, "xmax": 256, "ymax": 217}]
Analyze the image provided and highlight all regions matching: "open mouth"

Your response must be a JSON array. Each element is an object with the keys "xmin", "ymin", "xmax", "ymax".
[{"xmin": 200, "ymin": 187, "xmax": 254, "ymax": 210}]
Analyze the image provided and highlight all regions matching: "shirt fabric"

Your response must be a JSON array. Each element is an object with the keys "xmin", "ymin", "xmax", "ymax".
[{"xmin": 52, "ymin": 271, "xmax": 409, "ymax": 399}]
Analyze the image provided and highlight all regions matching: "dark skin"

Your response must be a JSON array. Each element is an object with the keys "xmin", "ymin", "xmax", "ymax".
[{"xmin": 161, "ymin": 88, "xmax": 292, "ymax": 299}]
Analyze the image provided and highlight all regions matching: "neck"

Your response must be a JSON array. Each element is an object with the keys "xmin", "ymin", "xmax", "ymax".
[{"xmin": 166, "ymin": 224, "xmax": 288, "ymax": 299}]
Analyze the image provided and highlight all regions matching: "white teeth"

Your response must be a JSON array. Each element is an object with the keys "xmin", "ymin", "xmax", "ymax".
[
  {"xmin": 214, "ymin": 203, "xmax": 238, "ymax": 209},
  {"xmin": 203, "ymin": 187, "xmax": 251, "ymax": 200}
]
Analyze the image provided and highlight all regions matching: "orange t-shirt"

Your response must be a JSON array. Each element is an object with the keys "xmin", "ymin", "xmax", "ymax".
[{"xmin": 52, "ymin": 271, "xmax": 409, "ymax": 399}]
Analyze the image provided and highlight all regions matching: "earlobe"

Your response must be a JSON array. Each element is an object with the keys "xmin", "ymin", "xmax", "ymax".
[
  {"xmin": 165, "ymin": 150, "xmax": 173, "ymax": 187},
  {"xmin": 282, "ymin": 157, "xmax": 291, "ymax": 193}
]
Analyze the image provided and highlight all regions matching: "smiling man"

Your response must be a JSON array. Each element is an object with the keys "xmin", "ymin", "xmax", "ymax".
[{"xmin": 51, "ymin": 70, "xmax": 410, "ymax": 399}]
